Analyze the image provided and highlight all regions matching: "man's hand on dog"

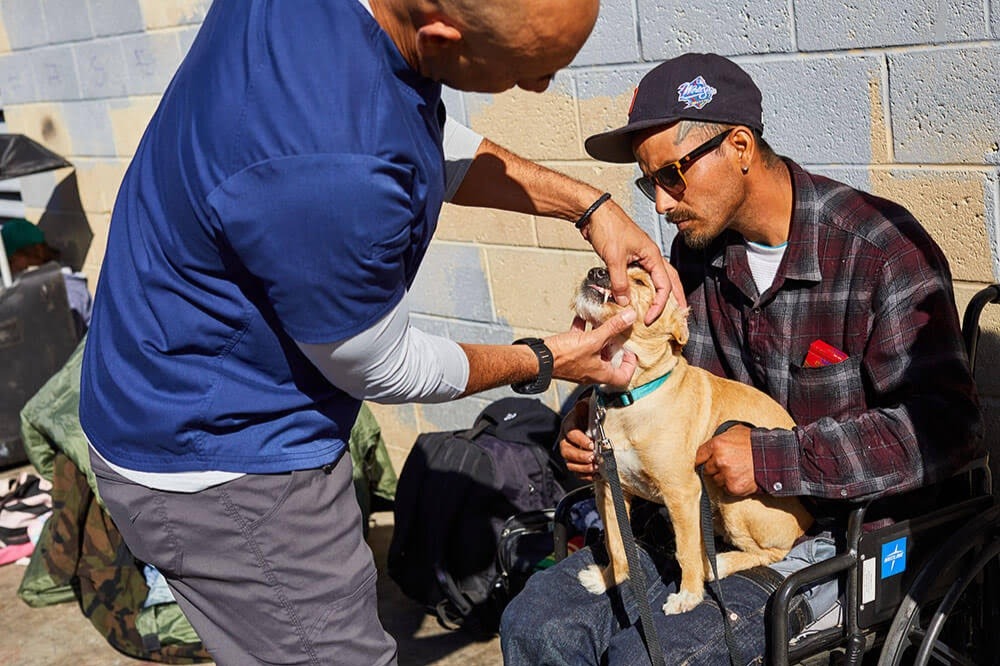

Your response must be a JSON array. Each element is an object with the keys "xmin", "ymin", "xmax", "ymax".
[
  {"xmin": 695, "ymin": 425, "xmax": 760, "ymax": 496},
  {"xmin": 581, "ymin": 198, "xmax": 686, "ymax": 324},
  {"xmin": 546, "ymin": 310, "xmax": 639, "ymax": 388}
]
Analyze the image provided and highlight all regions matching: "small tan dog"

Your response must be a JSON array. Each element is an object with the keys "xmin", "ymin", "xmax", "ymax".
[{"xmin": 573, "ymin": 265, "xmax": 813, "ymax": 614}]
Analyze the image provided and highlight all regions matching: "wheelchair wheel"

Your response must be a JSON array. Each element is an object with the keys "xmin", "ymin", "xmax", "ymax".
[{"xmin": 877, "ymin": 510, "xmax": 1000, "ymax": 666}]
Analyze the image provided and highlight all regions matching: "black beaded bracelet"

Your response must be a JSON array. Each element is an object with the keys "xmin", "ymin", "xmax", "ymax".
[{"xmin": 574, "ymin": 192, "xmax": 612, "ymax": 230}]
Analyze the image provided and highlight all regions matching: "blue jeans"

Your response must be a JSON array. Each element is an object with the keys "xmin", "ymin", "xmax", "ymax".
[{"xmin": 501, "ymin": 536, "xmax": 835, "ymax": 666}]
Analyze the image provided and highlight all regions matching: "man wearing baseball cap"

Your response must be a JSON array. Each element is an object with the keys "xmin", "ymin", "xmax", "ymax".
[{"xmin": 501, "ymin": 53, "xmax": 980, "ymax": 664}]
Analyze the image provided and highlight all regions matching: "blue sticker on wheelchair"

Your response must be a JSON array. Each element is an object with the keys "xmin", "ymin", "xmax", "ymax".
[{"xmin": 880, "ymin": 537, "xmax": 907, "ymax": 579}]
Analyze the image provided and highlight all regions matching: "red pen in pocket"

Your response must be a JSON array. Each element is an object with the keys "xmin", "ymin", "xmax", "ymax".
[{"xmin": 804, "ymin": 339, "xmax": 849, "ymax": 368}]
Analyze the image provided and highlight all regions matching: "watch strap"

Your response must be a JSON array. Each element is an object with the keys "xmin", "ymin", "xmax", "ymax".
[{"xmin": 511, "ymin": 337, "xmax": 553, "ymax": 394}]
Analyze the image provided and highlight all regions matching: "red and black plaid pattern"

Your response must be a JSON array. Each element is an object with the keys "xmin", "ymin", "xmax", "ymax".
[{"xmin": 672, "ymin": 160, "xmax": 981, "ymax": 503}]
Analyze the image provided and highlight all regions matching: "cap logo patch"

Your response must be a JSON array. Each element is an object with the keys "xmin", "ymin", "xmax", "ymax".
[{"xmin": 677, "ymin": 75, "xmax": 717, "ymax": 109}]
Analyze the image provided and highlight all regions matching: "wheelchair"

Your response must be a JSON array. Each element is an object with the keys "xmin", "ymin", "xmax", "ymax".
[{"xmin": 552, "ymin": 283, "xmax": 1000, "ymax": 665}]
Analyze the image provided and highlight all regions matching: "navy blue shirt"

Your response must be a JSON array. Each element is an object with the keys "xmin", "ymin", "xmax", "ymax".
[{"xmin": 81, "ymin": 0, "xmax": 446, "ymax": 473}]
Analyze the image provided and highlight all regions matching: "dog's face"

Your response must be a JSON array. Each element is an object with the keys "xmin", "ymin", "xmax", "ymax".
[{"xmin": 574, "ymin": 265, "xmax": 689, "ymax": 380}]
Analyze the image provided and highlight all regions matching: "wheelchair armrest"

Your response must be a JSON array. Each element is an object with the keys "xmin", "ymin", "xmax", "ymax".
[
  {"xmin": 770, "ymin": 552, "xmax": 859, "ymax": 666},
  {"xmin": 962, "ymin": 283, "xmax": 1000, "ymax": 368},
  {"xmin": 770, "ymin": 459, "xmax": 993, "ymax": 666},
  {"xmin": 553, "ymin": 485, "xmax": 595, "ymax": 562}
]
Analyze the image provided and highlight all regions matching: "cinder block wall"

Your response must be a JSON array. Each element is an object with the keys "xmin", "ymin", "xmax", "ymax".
[{"xmin": 1, "ymin": 0, "xmax": 997, "ymax": 474}]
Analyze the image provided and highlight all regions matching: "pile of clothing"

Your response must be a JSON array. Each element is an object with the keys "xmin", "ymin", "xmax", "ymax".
[{"xmin": 0, "ymin": 472, "xmax": 52, "ymax": 566}]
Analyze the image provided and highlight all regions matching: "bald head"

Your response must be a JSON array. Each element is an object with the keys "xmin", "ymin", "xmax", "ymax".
[
  {"xmin": 398, "ymin": 0, "xmax": 599, "ymax": 93},
  {"xmin": 447, "ymin": 0, "xmax": 598, "ymax": 52}
]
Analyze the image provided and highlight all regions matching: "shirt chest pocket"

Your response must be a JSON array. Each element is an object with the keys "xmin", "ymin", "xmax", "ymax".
[{"xmin": 787, "ymin": 355, "xmax": 866, "ymax": 425}]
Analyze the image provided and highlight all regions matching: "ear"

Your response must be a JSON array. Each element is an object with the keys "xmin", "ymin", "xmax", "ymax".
[
  {"xmin": 414, "ymin": 19, "xmax": 464, "ymax": 69},
  {"xmin": 671, "ymin": 306, "xmax": 690, "ymax": 347},
  {"xmin": 728, "ymin": 126, "xmax": 754, "ymax": 171}
]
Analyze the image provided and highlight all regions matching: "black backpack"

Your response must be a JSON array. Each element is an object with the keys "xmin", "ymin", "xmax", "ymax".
[{"xmin": 387, "ymin": 397, "xmax": 575, "ymax": 634}]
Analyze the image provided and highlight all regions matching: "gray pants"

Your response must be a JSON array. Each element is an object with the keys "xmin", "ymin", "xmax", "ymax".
[{"xmin": 90, "ymin": 450, "xmax": 396, "ymax": 666}]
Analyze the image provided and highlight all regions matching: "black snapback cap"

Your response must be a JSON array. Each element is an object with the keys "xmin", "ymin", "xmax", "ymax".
[{"xmin": 585, "ymin": 53, "xmax": 764, "ymax": 163}]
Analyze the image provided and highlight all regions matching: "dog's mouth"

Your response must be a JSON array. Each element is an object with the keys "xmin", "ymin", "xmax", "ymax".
[
  {"xmin": 584, "ymin": 281, "xmax": 613, "ymax": 304},
  {"xmin": 581, "ymin": 267, "xmax": 613, "ymax": 305},
  {"xmin": 575, "ymin": 268, "xmax": 619, "ymax": 327}
]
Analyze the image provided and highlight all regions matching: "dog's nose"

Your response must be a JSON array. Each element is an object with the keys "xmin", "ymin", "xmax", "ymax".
[{"xmin": 588, "ymin": 267, "xmax": 609, "ymax": 283}]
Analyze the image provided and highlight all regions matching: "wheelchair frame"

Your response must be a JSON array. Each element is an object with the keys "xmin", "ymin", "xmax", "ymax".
[
  {"xmin": 769, "ymin": 283, "xmax": 1000, "ymax": 666},
  {"xmin": 552, "ymin": 283, "xmax": 1000, "ymax": 666}
]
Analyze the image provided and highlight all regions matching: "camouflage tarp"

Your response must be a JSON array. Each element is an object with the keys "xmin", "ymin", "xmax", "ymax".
[
  {"xmin": 16, "ymin": 337, "xmax": 210, "ymax": 661},
  {"xmin": 20, "ymin": 452, "xmax": 212, "ymax": 662}
]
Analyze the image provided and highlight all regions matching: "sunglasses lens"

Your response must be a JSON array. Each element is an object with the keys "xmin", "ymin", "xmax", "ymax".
[
  {"xmin": 654, "ymin": 166, "xmax": 683, "ymax": 194},
  {"xmin": 635, "ymin": 177, "xmax": 656, "ymax": 202}
]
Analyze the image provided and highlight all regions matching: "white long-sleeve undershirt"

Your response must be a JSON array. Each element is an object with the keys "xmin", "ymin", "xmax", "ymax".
[{"xmin": 297, "ymin": 297, "xmax": 469, "ymax": 404}]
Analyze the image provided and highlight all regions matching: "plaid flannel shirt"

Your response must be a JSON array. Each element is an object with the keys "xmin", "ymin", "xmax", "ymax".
[{"xmin": 673, "ymin": 160, "xmax": 982, "ymax": 504}]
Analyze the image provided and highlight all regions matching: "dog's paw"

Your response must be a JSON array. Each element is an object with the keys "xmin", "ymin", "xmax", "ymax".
[
  {"xmin": 578, "ymin": 565, "xmax": 609, "ymax": 594},
  {"xmin": 662, "ymin": 590, "xmax": 702, "ymax": 615}
]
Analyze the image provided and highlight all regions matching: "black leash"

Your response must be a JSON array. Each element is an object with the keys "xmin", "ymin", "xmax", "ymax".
[
  {"xmin": 593, "ymin": 401, "xmax": 666, "ymax": 666},
  {"xmin": 698, "ymin": 420, "xmax": 755, "ymax": 666}
]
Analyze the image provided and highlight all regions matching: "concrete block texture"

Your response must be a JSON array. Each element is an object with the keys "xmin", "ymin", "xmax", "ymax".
[
  {"xmin": 465, "ymin": 78, "xmax": 584, "ymax": 161},
  {"xmin": 119, "ymin": 31, "xmax": 183, "ymax": 96},
  {"xmin": 177, "ymin": 24, "xmax": 199, "ymax": 57},
  {"xmin": 434, "ymin": 203, "xmax": 537, "ymax": 246},
  {"xmin": 61, "ymin": 99, "xmax": 117, "ymax": 157},
  {"xmin": 637, "ymin": 0, "xmax": 793, "ymax": 59},
  {"xmin": 31, "ymin": 44, "xmax": 81, "ymax": 101},
  {"xmin": 0, "ymin": 50, "xmax": 38, "ymax": 104},
  {"xmin": 41, "ymin": 0, "xmax": 94, "ymax": 43},
  {"xmin": 408, "ymin": 242, "xmax": 495, "ymax": 322},
  {"xmin": 4, "ymin": 102, "xmax": 73, "ymax": 157},
  {"xmin": 80, "ymin": 211, "xmax": 109, "ymax": 285},
  {"xmin": 107, "ymin": 95, "xmax": 159, "ymax": 155},
  {"xmin": 88, "ymin": 0, "xmax": 144, "ymax": 37},
  {"xmin": 869, "ymin": 168, "xmax": 994, "ymax": 283},
  {"xmin": 0, "ymin": 13, "xmax": 11, "ymax": 53},
  {"xmin": 988, "ymin": 170, "xmax": 1000, "ymax": 280},
  {"xmin": 487, "ymin": 248, "xmax": 600, "ymax": 332},
  {"xmin": 1, "ymin": 0, "xmax": 49, "ymax": 50},
  {"xmin": 741, "ymin": 55, "xmax": 885, "ymax": 165},
  {"xmin": 889, "ymin": 47, "xmax": 1000, "ymax": 166},
  {"xmin": 572, "ymin": 0, "xmax": 640, "ymax": 66},
  {"xmin": 72, "ymin": 156, "xmax": 129, "ymax": 213},
  {"xmin": 796, "ymin": 0, "xmax": 986, "ymax": 51},
  {"xmin": 575, "ymin": 66, "xmax": 646, "ymax": 142},
  {"xmin": 138, "ymin": 0, "xmax": 210, "ymax": 30},
  {"xmin": 74, "ymin": 39, "xmax": 129, "ymax": 99}
]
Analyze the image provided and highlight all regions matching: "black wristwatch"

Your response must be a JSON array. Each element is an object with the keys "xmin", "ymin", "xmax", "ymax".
[{"xmin": 511, "ymin": 337, "xmax": 554, "ymax": 394}]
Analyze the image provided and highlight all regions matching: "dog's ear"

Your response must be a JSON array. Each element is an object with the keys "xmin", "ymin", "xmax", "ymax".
[{"xmin": 670, "ymin": 305, "xmax": 690, "ymax": 347}]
